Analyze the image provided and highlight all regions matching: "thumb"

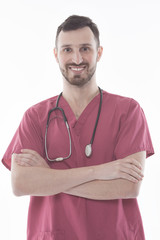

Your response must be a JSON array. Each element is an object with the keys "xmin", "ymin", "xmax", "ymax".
[{"xmin": 11, "ymin": 153, "xmax": 17, "ymax": 161}]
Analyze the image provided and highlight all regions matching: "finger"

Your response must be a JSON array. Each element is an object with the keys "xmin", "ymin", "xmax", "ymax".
[
  {"xmin": 14, "ymin": 157, "xmax": 33, "ymax": 166},
  {"xmin": 123, "ymin": 163, "xmax": 144, "ymax": 177},
  {"xmin": 16, "ymin": 153, "xmax": 49, "ymax": 168},
  {"xmin": 12, "ymin": 153, "xmax": 17, "ymax": 161},
  {"xmin": 130, "ymin": 165, "xmax": 144, "ymax": 177},
  {"xmin": 121, "ymin": 167, "xmax": 143, "ymax": 181},
  {"xmin": 21, "ymin": 149, "xmax": 42, "ymax": 163},
  {"xmin": 121, "ymin": 172, "xmax": 139, "ymax": 183},
  {"xmin": 21, "ymin": 149, "xmax": 39, "ymax": 156},
  {"xmin": 125, "ymin": 158, "xmax": 142, "ymax": 170},
  {"xmin": 15, "ymin": 154, "xmax": 37, "ymax": 166},
  {"xmin": 17, "ymin": 153, "xmax": 38, "ymax": 164}
]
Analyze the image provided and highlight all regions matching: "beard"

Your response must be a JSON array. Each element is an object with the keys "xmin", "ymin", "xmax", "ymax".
[{"xmin": 59, "ymin": 62, "xmax": 97, "ymax": 87}]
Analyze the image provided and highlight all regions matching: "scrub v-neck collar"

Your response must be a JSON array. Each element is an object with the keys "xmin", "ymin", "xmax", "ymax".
[{"xmin": 58, "ymin": 91, "xmax": 102, "ymax": 128}]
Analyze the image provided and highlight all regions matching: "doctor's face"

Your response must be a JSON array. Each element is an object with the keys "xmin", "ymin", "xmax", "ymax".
[{"xmin": 54, "ymin": 27, "xmax": 103, "ymax": 87}]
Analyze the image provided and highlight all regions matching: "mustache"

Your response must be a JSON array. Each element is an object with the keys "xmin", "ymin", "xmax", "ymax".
[{"xmin": 66, "ymin": 63, "xmax": 89, "ymax": 67}]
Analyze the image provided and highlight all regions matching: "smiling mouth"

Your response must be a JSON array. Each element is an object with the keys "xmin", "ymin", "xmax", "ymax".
[{"xmin": 69, "ymin": 65, "xmax": 86, "ymax": 73}]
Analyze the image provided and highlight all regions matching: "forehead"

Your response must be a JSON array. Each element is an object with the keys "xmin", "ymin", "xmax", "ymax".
[{"xmin": 57, "ymin": 27, "xmax": 97, "ymax": 48}]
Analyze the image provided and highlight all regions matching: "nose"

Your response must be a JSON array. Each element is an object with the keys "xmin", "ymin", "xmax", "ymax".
[{"xmin": 71, "ymin": 50, "xmax": 83, "ymax": 65}]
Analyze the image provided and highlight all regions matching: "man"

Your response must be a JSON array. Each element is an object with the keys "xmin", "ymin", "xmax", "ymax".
[{"xmin": 2, "ymin": 15, "xmax": 154, "ymax": 239}]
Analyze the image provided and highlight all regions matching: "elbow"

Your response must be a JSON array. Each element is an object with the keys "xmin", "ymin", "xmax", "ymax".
[
  {"xmin": 129, "ymin": 188, "xmax": 140, "ymax": 199},
  {"xmin": 12, "ymin": 182, "xmax": 25, "ymax": 197},
  {"xmin": 12, "ymin": 188, "xmax": 23, "ymax": 197},
  {"xmin": 11, "ymin": 159, "xmax": 29, "ymax": 196},
  {"xmin": 11, "ymin": 171, "xmax": 28, "ymax": 197},
  {"xmin": 11, "ymin": 176, "xmax": 25, "ymax": 197},
  {"xmin": 127, "ymin": 182, "xmax": 141, "ymax": 199}
]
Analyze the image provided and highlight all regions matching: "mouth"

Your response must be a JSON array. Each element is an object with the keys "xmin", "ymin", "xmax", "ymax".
[{"xmin": 68, "ymin": 65, "xmax": 86, "ymax": 74}]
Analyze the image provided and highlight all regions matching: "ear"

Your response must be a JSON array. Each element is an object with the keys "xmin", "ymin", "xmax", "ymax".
[
  {"xmin": 97, "ymin": 46, "xmax": 103, "ymax": 62},
  {"xmin": 53, "ymin": 48, "xmax": 59, "ymax": 63}
]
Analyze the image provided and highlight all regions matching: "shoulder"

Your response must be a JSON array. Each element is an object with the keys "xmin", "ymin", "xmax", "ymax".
[
  {"xmin": 23, "ymin": 95, "xmax": 58, "ymax": 121},
  {"xmin": 102, "ymin": 90, "xmax": 140, "ymax": 112},
  {"xmin": 101, "ymin": 90, "xmax": 142, "ymax": 121}
]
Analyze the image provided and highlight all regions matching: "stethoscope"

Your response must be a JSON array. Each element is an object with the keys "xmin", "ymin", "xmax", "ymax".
[{"xmin": 45, "ymin": 87, "xmax": 103, "ymax": 162}]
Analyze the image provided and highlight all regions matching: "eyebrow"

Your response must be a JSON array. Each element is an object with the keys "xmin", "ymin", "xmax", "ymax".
[{"xmin": 61, "ymin": 43, "xmax": 92, "ymax": 48}]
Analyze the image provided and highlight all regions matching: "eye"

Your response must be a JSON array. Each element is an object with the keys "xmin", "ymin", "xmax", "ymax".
[
  {"xmin": 64, "ymin": 48, "xmax": 72, "ymax": 53},
  {"xmin": 81, "ymin": 47, "xmax": 89, "ymax": 52}
]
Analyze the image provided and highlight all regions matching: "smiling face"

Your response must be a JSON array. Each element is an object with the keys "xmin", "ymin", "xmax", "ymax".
[{"xmin": 54, "ymin": 27, "xmax": 103, "ymax": 87}]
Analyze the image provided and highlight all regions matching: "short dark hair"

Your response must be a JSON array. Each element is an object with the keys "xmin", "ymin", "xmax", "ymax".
[{"xmin": 55, "ymin": 15, "xmax": 100, "ymax": 48}]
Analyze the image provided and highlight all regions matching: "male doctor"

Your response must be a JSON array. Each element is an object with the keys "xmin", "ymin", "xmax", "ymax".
[{"xmin": 2, "ymin": 15, "xmax": 154, "ymax": 240}]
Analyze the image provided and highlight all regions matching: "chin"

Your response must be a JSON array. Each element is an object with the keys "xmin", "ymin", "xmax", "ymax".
[{"xmin": 66, "ymin": 78, "xmax": 91, "ymax": 87}]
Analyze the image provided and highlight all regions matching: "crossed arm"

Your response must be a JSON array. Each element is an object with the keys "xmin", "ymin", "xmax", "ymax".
[{"xmin": 11, "ymin": 150, "xmax": 145, "ymax": 200}]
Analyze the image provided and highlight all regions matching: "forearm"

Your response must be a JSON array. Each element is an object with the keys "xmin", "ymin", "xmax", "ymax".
[
  {"xmin": 12, "ymin": 150, "xmax": 145, "ymax": 198},
  {"xmin": 64, "ymin": 178, "xmax": 141, "ymax": 200},
  {"xmin": 11, "ymin": 160, "xmax": 95, "ymax": 196},
  {"xmin": 64, "ymin": 151, "xmax": 145, "ymax": 200}
]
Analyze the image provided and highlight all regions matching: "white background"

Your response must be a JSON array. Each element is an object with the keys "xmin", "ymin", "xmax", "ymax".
[{"xmin": 0, "ymin": 0, "xmax": 159, "ymax": 239}]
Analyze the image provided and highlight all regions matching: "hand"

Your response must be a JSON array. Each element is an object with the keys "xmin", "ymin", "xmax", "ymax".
[
  {"xmin": 94, "ymin": 158, "xmax": 144, "ymax": 183},
  {"xmin": 13, "ymin": 149, "xmax": 50, "ymax": 168}
]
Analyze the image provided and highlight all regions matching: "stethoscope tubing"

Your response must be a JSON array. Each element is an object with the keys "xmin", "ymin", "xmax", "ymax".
[
  {"xmin": 90, "ymin": 87, "xmax": 102, "ymax": 145},
  {"xmin": 45, "ymin": 87, "xmax": 103, "ymax": 161}
]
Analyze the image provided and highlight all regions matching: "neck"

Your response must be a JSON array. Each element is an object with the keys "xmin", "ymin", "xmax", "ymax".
[{"xmin": 62, "ymin": 80, "xmax": 99, "ymax": 119}]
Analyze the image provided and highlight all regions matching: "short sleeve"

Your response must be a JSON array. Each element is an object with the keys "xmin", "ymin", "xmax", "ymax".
[
  {"xmin": 2, "ymin": 107, "xmax": 44, "ymax": 170},
  {"xmin": 114, "ymin": 99, "xmax": 154, "ymax": 159}
]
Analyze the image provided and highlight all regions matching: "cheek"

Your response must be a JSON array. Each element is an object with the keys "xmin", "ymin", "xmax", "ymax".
[
  {"xmin": 58, "ymin": 58, "xmax": 66, "ymax": 68},
  {"xmin": 88, "ymin": 56, "xmax": 98, "ymax": 66},
  {"xmin": 86, "ymin": 52, "xmax": 98, "ymax": 63},
  {"xmin": 58, "ymin": 55, "xmax": 71, "ymax": 67}
]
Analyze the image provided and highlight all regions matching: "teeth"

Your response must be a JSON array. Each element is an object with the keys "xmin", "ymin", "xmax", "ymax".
[
  {"xmin": 71, "ymin": 67, "xmax": 84, "ymax": 71},
  {"xmin": 70, "ymin": 66, "xmax": 85, "ymax": 71}
]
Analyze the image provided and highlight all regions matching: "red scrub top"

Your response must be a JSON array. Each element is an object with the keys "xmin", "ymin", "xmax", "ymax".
[{"xmin": 2, "ymin": 90, "xmax": 154, "ymax": 240}]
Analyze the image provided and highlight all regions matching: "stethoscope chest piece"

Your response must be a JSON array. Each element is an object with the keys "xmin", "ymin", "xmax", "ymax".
[{"xmin": 85, "ymin": 144, "xmax": 92, "ymax": 157}]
